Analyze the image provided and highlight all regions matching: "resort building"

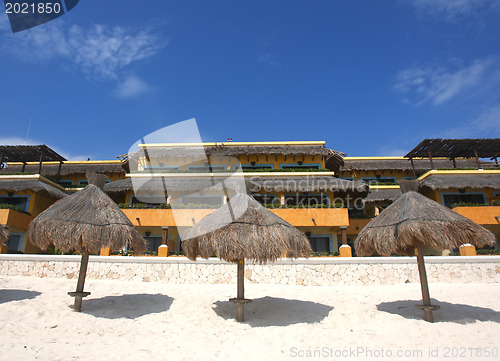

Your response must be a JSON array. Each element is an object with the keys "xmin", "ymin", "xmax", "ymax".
[{"xmin": 0, "ymin": 139, "xmax": 498, "ymax": 255}]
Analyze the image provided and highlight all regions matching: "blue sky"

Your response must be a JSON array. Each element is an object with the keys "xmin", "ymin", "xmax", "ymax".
[{"xmin": 1, "ymin": 0, "xmax": 499, "ymax": 160}]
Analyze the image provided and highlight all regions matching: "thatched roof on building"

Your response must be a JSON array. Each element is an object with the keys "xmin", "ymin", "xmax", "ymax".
[
  {"xmin": 365, "ymin": 188, "xmax": 401, "ymax": 203},
  {"xmin": 0, "ymin": 179, "xmax": 67, "ymax": 198},
  {"xmin": 28, "ymin": 174, "xmax": 146, "ymax": 254},
  {"xmin": 104, "ymin": 177, "xmax": 245, "ymax": 194},
  {"xmin": 182, "ymin": 193, "xmax": 312, "ymax": 263},
  {"xmin": 104, "ymin": 176, "xmax": 368, "ymax": 196},
  {"xmin": 355, "ymin": 180, "xmax": 495, "ymax": 256},
  {"xmin": 0, "ymin": 224, "xmax": 7, "ymax": 246},
  {"xmin": 0, "ymin": 162, "xmax": 127, "ymax": 177},
  {"xmin": 129, "ymin": 145, "xmax": 345, "ymax": 172},
  {"xmin": 420, "ymin": 173, "xmax": 500, "ymax": 191},
  {"xmin": 247, "ymin": 176, "xmax": 369, "ymax": 195},
  {"xmin": 341, "ymin": 158, "xmax": 478, "ymax": 173}
]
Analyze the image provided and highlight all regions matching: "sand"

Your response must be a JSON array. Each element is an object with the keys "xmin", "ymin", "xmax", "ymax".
[{"xmin": 0, "ymin": 276, "xmax": 499, "ymax": 361}]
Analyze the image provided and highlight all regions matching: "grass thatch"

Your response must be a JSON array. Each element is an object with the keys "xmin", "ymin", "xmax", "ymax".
[
  {"xmin": 355, "ymin": 180, "xmax": 496, "ymax": 256},
  {"xmin": 129, "ymin": 145, "xmax": 345, "ymax": 172},
  {"xmin": 0, "ymin": 163, "xmax": 126, "ymax": 177},
  {"xmin": 365, "ymin": 188, "xmax": 401, "ymax": 203},
  {"xmin": 421, "ymin": 173, "xmax": 500, "ymax": 191},
  {"xmin": 0, "ymin": 224, "xmax": 7, "ymax": 246},
  {"xmin": 182, "ymin": 193, "xmax": 312, "ymax": 263},
  {"xmin": 341, "ymin": 158, "xmax": 478, "ymax": 172},
  {"xmin": 28, "ymin": 174, "xmax": 146, "ymax": 254},
  {"xmin": 0, "ymin": 179, "xmax": 67, "ymax": 199},
  {"xmin": 104, "ymin": 177, "xmax": 245, "ymax": 194},
  {"xmin": 105, "ymin": 176, "xmax": 368, "ymax": 196}
]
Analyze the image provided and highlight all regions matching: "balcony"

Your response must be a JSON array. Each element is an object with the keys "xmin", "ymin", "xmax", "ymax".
[
  {"xmin": 122, "ymin": 207, "xmax": 349, "ymax": 228},
  {"xmin": 0, "ymin": 208, "xmax": 33, "ymax": 230}
]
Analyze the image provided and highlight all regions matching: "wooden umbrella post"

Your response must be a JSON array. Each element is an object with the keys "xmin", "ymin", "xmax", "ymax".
[
  {"xmin": 68, "ymin": 250, "xmax": 91, "ymax": 312},
  {"xmin": 415, "ymin": 245, "xmax": 439, "ymax": 322},
  {"xmin": 230, "ymin": 259, "xmax": 252, "ymax": 322}
]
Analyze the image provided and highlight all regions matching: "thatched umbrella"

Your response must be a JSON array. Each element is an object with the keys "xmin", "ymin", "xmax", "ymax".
[
  {"xmin": 182, "ymin": 193, "xmax": 312, "ymax": 321},
  {"xmin": 355, "ymin": 180, "xmax": 495, "ymax": 322},
  {"xmin": 28, "ymin": 173, "xmax": 146, "ymax": 311},
  {"xmin": 0, "ymin": 224, "xmax": 7, "ymax": 246}
]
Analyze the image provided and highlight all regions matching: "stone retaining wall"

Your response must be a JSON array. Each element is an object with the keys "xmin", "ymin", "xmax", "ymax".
[{"xmin": 1, "ymin": 255, "xmax": 499, "ymax": 286}]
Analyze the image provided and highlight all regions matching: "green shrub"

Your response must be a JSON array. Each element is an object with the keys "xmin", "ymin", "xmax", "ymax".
[{"xmin": 0, "ymin": 203, "xmax": 30, "ymax": 215}]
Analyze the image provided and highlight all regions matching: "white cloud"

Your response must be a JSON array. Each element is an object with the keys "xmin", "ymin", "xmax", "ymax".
[
  {"xmin": 113, "ymin": 75, "xmax": 152, "ymax": 99},
  {"xmin": 258, "ymin": 53, "xmax": 279, "ymax": 67},
  {"xmin": 377, "ymin": 147, "xmax": 411, "ymax": 157},
  {"xmin": 408, "ymin": 0, "xmax": 500, "ymax": 21},
  {"xmin": 0, "ymin": 19, "xmax": 166, "ymax": 80},
  {"xmin": 442, "ymin": 105, "xmax": 500, "ymax": 138},
  {"xmin": 394, "ymin": 58, "xmax": 498, "ymax": 105}
]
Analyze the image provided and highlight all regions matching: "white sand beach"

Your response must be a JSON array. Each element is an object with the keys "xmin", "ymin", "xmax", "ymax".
[{"xmin": 0, "ymin": 276, "xmax": 499, "ymax": 361}]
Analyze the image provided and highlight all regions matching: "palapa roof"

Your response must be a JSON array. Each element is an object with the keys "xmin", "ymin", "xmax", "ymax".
[
  {"xmin": 0, "ymin": 162, "xmax": 127, "ymax": 177},
  {"xmin": 104, "ymin": 176, "xmax": 368, "ymax": 196},
  {"xmin": 28, "ymin": 173, "xmax": 146, "ymax": 254},
  {"xmin": 104, "ymin": 177, "xmax": 245, "ymax": 194},
  {"xmin": 0, "ymin": 178, "xmax": 67, "ymax": 199},
  {"xmin": 247, "ymin": 176, "xmax": 368, "ymax": 195},
  {"xmin": 341, "ymin": 158, "xmax": 478, "ymax": 173},
  {"xmin": 406, "ymin": 138, "xmax": 500, "ymax": 159},
  {"xmin": 355, "ymin": 180, "xmax": 495, "ymax": 256},
  {"xmin": 365, "ymin": 188, "xmax": 402, "ymax": 203},
  {"xmin": 182, "ymin": 193, "xmax": 312, "ymax": 263},
  {"xmin": 0, "ymin": 224, "xmax": 7, "ymax": 246},
  {"xmin": 129, "ymin": 144, "xmax": 345, "ymax": 172},
  {"xmin": 420, "ymin": 173, "xmax": 500, "ymax": 191},
  {"xmin": 0, "ymin": 145, "xmax": 66, "ymax": 162}
]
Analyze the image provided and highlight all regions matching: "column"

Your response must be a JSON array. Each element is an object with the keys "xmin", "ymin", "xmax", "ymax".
[
  {"xmin": 339, "ymin": 226, "xmax": 352, "ymax": 257},
  {"xmin": 158, "ymin": 226, "xmax": 169, "ymax": 257}
]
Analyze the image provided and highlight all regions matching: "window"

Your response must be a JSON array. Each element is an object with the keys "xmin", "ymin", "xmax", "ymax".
[
  {"xmin": 57, "ymin": 180, "xmax": 74, "ymax": 186},
  {"xmin": 144, "ymin": 236, "xmax": 162, "ymax": 252},
  {"xmin": 251, "ymin": 193, "xmax": 278, "ymax": 206},
  {"xmin": 142, "ymin": 165, "xmax": 181, "ymax": 171},
  {"xmin": 280, "ymin": 163, "xmax": 320, "ymax": 170},
  {"xmin": 79, "ymin": 180, "xmax": 109, "ymax": 185},
  {"xmin": 361, "ymin": 177, "xmax": 397, "ymax": 185},
  {"xmin": 130, "ymin": 195, "xmax": 166, "ymax": 207},
  {"xmin": 6, "ymin": 234, "xmax": 23, "ymax": 252},
  {"xmin": 441, "ymin": 192, "xmax": 487, "ymax": 207},
  {"xmin": 187, "ymin": 165, "xmax": 227, "ymax": 172},
  {"xmin": 181, "ymin": 194, "xmax": 224, "ymax": 205},
  {"xmin": 237, "ymin": 164, "xmax": 274, "ymax": 170},
  {"xmin": 0, "ymin": 195, "xmax": 30, "ymax": 212},
  {"xmin": 307, "ymin": 235, "xmax": 331, "ymax": 253},
  {"xmin": 348, "ymin": 206, "xmax": 366, "ymax": 219},
  {"xmin": 284, "ymin": 193, "xmax": 329, "ymax": 207}
]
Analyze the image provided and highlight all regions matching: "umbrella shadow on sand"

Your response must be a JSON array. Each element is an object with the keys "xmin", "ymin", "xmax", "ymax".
[
  {"xmin": 81, "ymin": 293, "xmax": 173, "ymax": 319},
  {"xmin": 377, "ymin": 299, "xmax": 500, "ymax": 324},
  {"xmin": 213, "ymin": 296, "xmax": 333, "ymax": 327},
  {"xmin": 0, "ymin": 289, "xmax": 41, "ymax": 304}
]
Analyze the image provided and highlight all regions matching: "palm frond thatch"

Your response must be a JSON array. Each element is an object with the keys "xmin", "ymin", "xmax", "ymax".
[
  {"xmin": 182, "ymin": 193, "xmax": 312, "ymax": 264},
  {"xmin": 28, "ymin": 175, "xmax": 146, "ymax": 254},
  {"xmin": 420, "ymin": 173, "xmax": 500, "ymax": 190},
  {"xmin": 0, "ymin": 179, "xmax": 67, "ymax": 199},
  {"xmin": 0, "ymin": 224, "xmax": 7, "ymax": 246},
  {"xmin": 355, "ymin": 180, "xmax": 495, "ymax": 256},
  {"xmin": 341, "ymin": 158, "xmax": 478, "ymax": 172},
  {"xmin": 0, "ymin": 163, "xmax": 126, "ymax": 177}
]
